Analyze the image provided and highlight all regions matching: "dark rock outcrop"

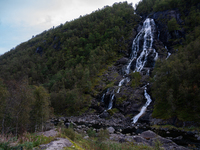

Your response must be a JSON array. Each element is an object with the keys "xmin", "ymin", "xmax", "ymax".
[{"xmin": 151, "ymin": 10, "xmax": 185, "ymax": 48}]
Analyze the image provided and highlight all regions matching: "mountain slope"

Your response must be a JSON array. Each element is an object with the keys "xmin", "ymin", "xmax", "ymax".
[{"xmin": 0, "ymin": 2, "xmax": 140, "ymax": 115}]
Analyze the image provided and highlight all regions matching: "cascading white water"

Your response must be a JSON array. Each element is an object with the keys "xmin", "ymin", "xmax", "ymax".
[
  {"xmin": 108, "ymin": 90, "xmax": 115, "ymax": 110},
  {"xmin": 101, "ymin": 93, "xmax": 105, "ymax": 102},
  {"xmin": 108, "ymin": 94, "xmax": 115, "ymax": 110},
  {"xmin": 117, "ymin": 77, "xmax": 130, "ymax": 93},
  {"xmin": 165, "ymin": 46, "xmax": 171, "ymax": 59},
  {"xmin": 132, "ymin": 84, "xmax": 152, "ymax": 124},
  {"xmin": 166, "ymin": 52, "xmax": 171, "ymax": 59},
  {"xmin": 127, "ymin": 18, "xmax": 156, "ymax": 124},
  {"xmin": 126, "ymin": 18, "xmax": 157, "ymax": 74},
  {"xmin": 101, "ymin": 18, "xmax": 156, "ymax": 120}
]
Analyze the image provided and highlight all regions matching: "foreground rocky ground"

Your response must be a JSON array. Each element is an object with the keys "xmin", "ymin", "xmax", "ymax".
[
  {"xmin": 45, "ymin": 115, "xmax": 200, "ymax": 150},
  {"xmin": 39, "ymin": 125, "xmax": 189, "ymax": 150}
]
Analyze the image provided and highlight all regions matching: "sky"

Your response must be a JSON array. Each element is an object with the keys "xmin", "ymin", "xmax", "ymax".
[{"xmin": 0, "ymin": 0, "xmax": 140, "ymax": 55}]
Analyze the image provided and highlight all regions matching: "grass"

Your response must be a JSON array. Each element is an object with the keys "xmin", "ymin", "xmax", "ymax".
[
  {"xmin": 151, "ymin": 124, "xmax": 200, "ymax": 132},
  {"xmin": 0, "ymin": 132, "xmax": 55, "ymax": 150},
  {"xmin": 116, "ymin": 95, "xmax": 127, "ymax": 105}
]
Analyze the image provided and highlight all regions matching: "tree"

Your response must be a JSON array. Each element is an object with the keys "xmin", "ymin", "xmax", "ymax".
[
  {"xmin": 0, "ymin": 78, "xmax": 9, "ymax": 135},
  {"xmin": 31, "ymin": 86, "xmax": 51, "ymax": 132}
]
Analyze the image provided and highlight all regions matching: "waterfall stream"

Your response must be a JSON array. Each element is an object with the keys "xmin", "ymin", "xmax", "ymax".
[
  {"xmin": 127, "ymin": 18, "xmax": 156, "ymax": 124},
  {"xmin": 132, "ymin": 84, "xmax": 152, "ymax": 124},
  {"xmin": 101, "ymin": 18, "xmax": 157, "ymax": 123},
  {"xmin": 126, "ymin": 18, "xmax": 157, "ymax": 74}
]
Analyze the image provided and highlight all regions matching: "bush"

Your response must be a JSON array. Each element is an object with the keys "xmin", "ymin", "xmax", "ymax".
[
  {"xmin": 62, "ymin": 128, "xmax": 76, "ymax": 141},
  {"xmin": 98, "ymin": 129, "xmax": 110, "ymax": 141},
  {"xmin": 87, "ymin": 128, "xmax": 96, "ymax": 137},
  {"xmin": 130, "ymin": 72, "xmax": 141, "ymax": 88}
]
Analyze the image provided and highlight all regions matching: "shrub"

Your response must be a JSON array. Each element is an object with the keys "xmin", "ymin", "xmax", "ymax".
[
  {"xmin": 62, "ymin": 128, "xmax": 75, "ymax": 141},
  {"xmin": 87, "ymin": 128, "xmax": 96, "ymax": 137}
]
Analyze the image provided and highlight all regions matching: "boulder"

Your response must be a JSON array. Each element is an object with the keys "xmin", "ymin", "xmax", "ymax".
[
  {"xmin": 140, "ymin": 130, "xmax": 157, "ymax": 140},
  {"xmin": 115, "ymin": 57, "xmax": 129, "ymax": 66},
  {"xmin": 99, "ymin": 111, "xmax": 110, "ymax": 118},
  {"xmin": 107, "ymin": 127, "xmax": 115, "ymax": 134},
  {"xmin": 39, "ymin": 138, "xmax": 72, "ymax": 150}
]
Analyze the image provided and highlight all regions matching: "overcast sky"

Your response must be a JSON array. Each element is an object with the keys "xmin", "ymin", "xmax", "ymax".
[{"xmin": 0, "ymin": 0, "xmax": 140, "ymax": 54}]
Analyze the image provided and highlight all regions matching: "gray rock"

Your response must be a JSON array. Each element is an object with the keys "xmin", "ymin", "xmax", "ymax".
[
  {"xmin": 173, "ymin": 136, "xmax": 183, "ymax": 140},
  {"xmin": 84, "ymin": 136, "xmax": 89, "ymax": 139},
  {"xmin": 37, "ymin": 129, "xmax": 58, "ymax": 137},
  {"xmin": 107, "ymin": 127, "xmax": 115, "ymax": 134},
  {"xmin": 140, "ymin": 130, "xmax": 157, "ymax": 139},
  {"xmin": 99, "ymin": 111, "xmax": 110, "ymax": 118},
  {"xmin": 197, "ymin": 136, "xmax": 200, "ymax": 140},
  {"xmin": 115, "ymin": 57, "xmax": 129, "ymax": 65},
  {"xmin": 39, "ymin": 138, "xmax": 72, "ymax": 150}
]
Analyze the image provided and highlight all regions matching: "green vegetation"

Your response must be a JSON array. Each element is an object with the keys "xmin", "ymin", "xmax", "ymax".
[
  {"xmin": 152, "ymin": 23, "xmax": 200, "ymax": 122},
  {"xmin": 0, "ymin": 132, "xmax": 55, "ymax": 150},
  {"xmin": 130, "ymin": 72, "xmax": 142, "ymax": 88},
  {"xmin": 136, "ymin": 0, "xmax": 200, "ymax": 18},
  {"xmin": 152, "ymin": 124, "xmax": 200, "ymax": 132},
  {"xmin": 0, "ymin": 2, "xmax": 140, "ymax": 116},
  {"xmin": 107, "ymin": 108, "xmax": 119, "ymax": 116},
  {"xmin": 116, "ymin": 95, "xmax": 127, "ymax": 105},
  {"xmin": 152, "ymin": 35, "xmax": 200, "ymax": 121},
  {"xmin": 167, "ymin": 18, "xmax": 180, "ymax": 32},
  {"xmin": 0, "ymin": 78, "xmax": 51, "ymax": 135}
]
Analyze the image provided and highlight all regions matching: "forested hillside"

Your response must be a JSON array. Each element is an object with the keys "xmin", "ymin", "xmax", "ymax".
[
  {"xmin": 0, "ymin": 2, "xmax": 141, "ymax": 134},
  {"xmin": 0, "ymin": 0, "xmax": 200, "ymax": 138}
]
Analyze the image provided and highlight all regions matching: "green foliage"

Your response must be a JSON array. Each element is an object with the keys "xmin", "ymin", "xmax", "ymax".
[
  {"xmin": 136, "ymin": 0, "xmax": 200, "ymax": 21},
  {"xmin": 167, "ymin": 18, "xmax": 180, "ymax": 32},
  {"xmin": 0, "ymin": 2, "xmax": 140, "ymax": 116},
  {"xmin": 107, "ymin": 108, "xmax": 119, "ymax": 116},
  {"xmin": 30, "ymin": 86, "xmax": 51, "ymax": 132},
  {"xmin": 87, "ymin": 128, "xmax": 96, "ymax": 137},
  {"xmin": 153, "ymin": 139, "xmax": 164, "ymax": 150},
  {"xmin": 98, "ymin": 129, "xmax": 110, "ymax": 141},
  {"xmin": 152, "ymin": 36, "xmax": 200, "ymax": 121},
  {"xmin": 116, "ymin": 96, "xmax": 127, "ymax": 105},
  {"xmin": 0, "ymin": 78, "xmax": 51, "ymax": 135},
  {"xmin": 130, "ymin": 72, "xmax": 142, "ymax": 88},
  {"xmin": 62, "ymin": 128, "xmax": 76, "ymax": 141}
]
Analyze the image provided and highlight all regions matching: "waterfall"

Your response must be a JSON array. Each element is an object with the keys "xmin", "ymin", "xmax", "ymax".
[
  {"xmin": 108, "ymin": 90, "xmax": 115, "ymax": 110},
  {"xmin": 166, "ymin": 52, "xmax": 171, "ymax": 59},
  {"xmin": 132, "ymin": 84, "xmax": 152, "ymax": 124},
  {"xmin": 117, "ymin": 79, "xmax": 125, "ymax": 93},
  {"xmin": 101, "ymin": 93, "xmax": 105, "ymax": 102},
  {"xmin": 165, "ymin": 46, "xmax": 171, "ymax": 59},
  {"xmin": 117, "ymin": 77, "xmax": 130, "ymax": 93},
  {"xmin": 101, "ymin": 18, "xmax": 156, "ymax": 120},
  {"xmin": 126, "ymin": 18, "xmax": 157, "ymax": 74},
  {"xmin": 127, "ymin": 18, "xmax": 156, "ymax": 124}
]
